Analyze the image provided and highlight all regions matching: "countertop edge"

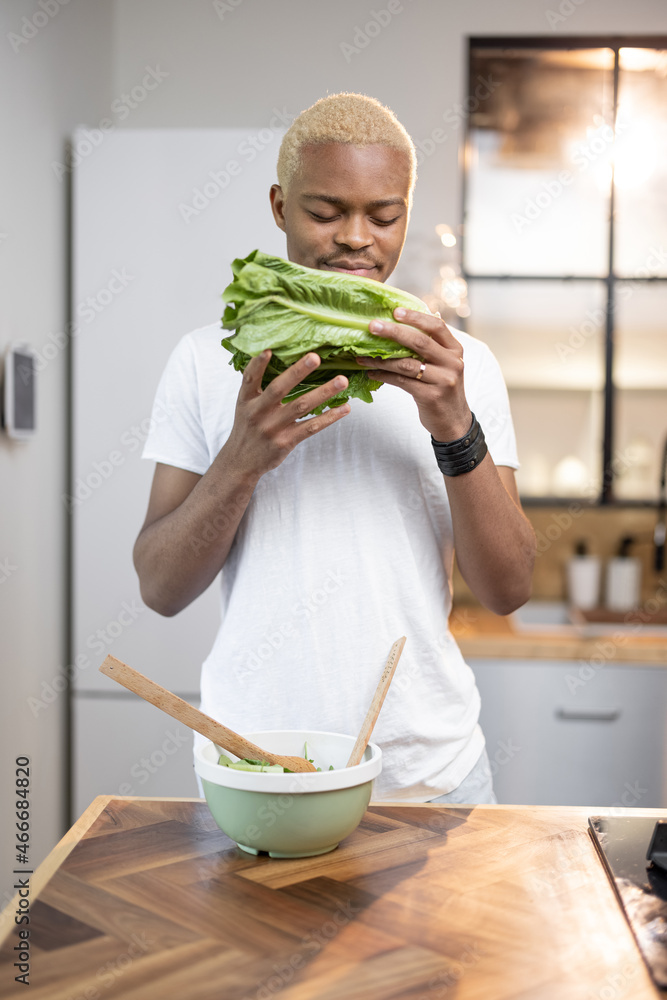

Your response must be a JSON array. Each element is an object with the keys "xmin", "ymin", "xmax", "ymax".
[
  {"xmin": 0, "ymin": 794, "xmax": 113, "ymax": 947},
  {"xmin": 457, "ymin": 636, "xmax": 667, "ymax": 663}
]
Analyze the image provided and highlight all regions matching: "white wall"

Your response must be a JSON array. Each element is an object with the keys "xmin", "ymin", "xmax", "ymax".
[
  {"xmin": 110, "ymin": 0, "xmax": 667, "ymax": 286},
  {"xmin": 0, "ymin": 0, "xmax": 114, "ymax": 904},
  {"xmin": 2, "ymin": 0, "xmax": 666, "ymax": 904}
]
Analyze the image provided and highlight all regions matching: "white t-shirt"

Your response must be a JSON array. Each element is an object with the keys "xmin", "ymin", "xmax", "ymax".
[{"xmin": 142, "ymin": 321, "xmax": 519, "ymax": 801}]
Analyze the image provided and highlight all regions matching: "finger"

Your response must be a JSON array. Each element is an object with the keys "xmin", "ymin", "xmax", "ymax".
[
  {"xmin": 284, "ymin": 374, "xmax": 349, "ymax": 422},
  {"xmin": 370, "ymin": 310, "xmax": 462, "ymax": 355},
  {"xmin": 364, "ymin": 353, "xmax": 462, "ymax": 393},
  {"xmin": 260, "ymin": 352, "xmax": 322, "ymax": 404},
  {"xmin": 293, "ymin": 400, "xmax": 351, "ymax": 444},
  {"xmin": 357, "ymin": 355, "xmax": 427, "ymax": 379},
  {"xmin": 368, "ymin": 318, "xmax": 435, "ymax": 361},
  {"xmin": 361, "ymin": 367, "xmax": 429, "ymax": 395},
  {"xmin": 357, "ymin": 346, "xmax": 464, "ymax": 382},
  {"xmin": 394, "ymin": 307, "xmax": 460, "ymax": 348},
  {"xmin": 238, "ymin": 349, "xmax": 273, "ymax": 400}
]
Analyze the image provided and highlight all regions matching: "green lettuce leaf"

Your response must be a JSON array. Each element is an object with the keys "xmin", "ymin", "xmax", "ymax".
[{"xmin": 221, "ymin": 249, "xmax": 429, "ymax": 414}]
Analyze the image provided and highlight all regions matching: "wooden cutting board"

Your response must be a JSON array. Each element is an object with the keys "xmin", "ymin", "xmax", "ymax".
[{"xmin": 0, "ymin": 798, "xmax": 662, "ymax": 999}]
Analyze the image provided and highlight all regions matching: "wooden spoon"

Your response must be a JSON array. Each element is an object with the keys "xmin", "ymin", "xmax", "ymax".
[
  {"xmin": 98, "ymin": 655, "xmax": 316, "ymax": 772},
  {"xmin": 346, "ymin": 636, "xmax": 406, "ymax": 767}
]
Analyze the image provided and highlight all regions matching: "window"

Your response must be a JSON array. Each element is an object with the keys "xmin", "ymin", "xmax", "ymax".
[{"xmin": 462, "ymin": 37, "xmax": 667, "ymax": 503}]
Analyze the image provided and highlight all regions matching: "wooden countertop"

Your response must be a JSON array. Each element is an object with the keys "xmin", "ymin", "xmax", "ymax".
[
  {"xmin": 451, "ymin": 605, "xmax": 667, "ymax": 664},
  {"xmin": 1, "ymin": 795, "xmax": 664, "ymax": 999}
]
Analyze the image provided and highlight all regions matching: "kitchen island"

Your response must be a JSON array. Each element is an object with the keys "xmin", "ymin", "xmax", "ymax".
[{"xmin": 0, "ymin": 796, "xmax": 663, "ymax": 999}]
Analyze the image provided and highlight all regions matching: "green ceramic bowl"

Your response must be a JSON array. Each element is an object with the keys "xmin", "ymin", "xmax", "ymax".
[{"xmin": 194, "ymin": 730, "xmax": 382, "ymax": 858}]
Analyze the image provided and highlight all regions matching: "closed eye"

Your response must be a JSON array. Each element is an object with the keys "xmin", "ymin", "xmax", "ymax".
[{"xmin": 309, "ymin": 212, "xmax": 401, "ymax": 226}]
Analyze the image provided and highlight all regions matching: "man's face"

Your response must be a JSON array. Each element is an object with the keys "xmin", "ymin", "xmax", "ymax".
[{"xmin": 270, "ymin": 143, "xmax": 411, "ymax": 283}]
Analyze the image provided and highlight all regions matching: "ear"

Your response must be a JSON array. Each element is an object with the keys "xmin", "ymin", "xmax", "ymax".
[{"xmin": 270, "ymin": 184, "xmax": 286, "ymax": 232}]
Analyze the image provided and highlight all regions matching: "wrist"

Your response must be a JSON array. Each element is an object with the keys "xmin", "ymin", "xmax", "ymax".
[
  {"xmin": 431, "ymin": 413, "xmax": 488, "ymax": 477},
  {"xmin": 214, "ymin": 438, "xmax": 264, "ymax": 488},
  {"xmin": 429, "ymin": 406, "xmax": 474, "ymax": 443}
]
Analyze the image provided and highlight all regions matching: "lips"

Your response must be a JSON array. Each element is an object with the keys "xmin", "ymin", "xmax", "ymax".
[{"xmin": 322, "ymin": 260, "xmax": 379, "ymax": 277}]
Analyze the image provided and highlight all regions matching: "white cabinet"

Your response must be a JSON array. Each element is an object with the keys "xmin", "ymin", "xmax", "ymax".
[{"xmin": 471, "ymin": 659, "xmax": 667, "ymax": 807}]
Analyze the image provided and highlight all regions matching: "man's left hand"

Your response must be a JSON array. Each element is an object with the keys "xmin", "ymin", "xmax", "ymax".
[{"xmin": 357, "ymin": 307, "xmax": 472, "ymax": 442}]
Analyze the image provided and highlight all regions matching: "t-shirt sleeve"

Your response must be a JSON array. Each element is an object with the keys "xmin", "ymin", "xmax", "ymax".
[
  {"xmin": 141, "ymin": 333, "xmax": 211, "ymax": 475},
  {"xmin": 463, "ymin": 336, "xmax": 519, "ymax": 470}
]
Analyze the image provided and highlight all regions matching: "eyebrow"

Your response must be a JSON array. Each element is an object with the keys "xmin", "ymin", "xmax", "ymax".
[{"xmin": 300, "ymin": 194, "xmax": 407, "ymax": 209}]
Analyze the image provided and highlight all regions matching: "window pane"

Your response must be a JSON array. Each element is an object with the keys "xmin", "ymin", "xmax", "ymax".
[
  {"xmin": 466, "ymin": 279, "xmax": 606, "ymax": 388},
  {"xmin": 466, "ymin": 279, "xmax": 606, "ymax": 497},
  {"xmin": 464, "ymin": 47, "xmax": 614, "ymax": 277},
  {"xmin": 614, "ymin": 49, "xmax": 667, "ymax": 278},
  {"xmin": 613, "ymin": 281, "xmax": 667, "ymax": 499}
]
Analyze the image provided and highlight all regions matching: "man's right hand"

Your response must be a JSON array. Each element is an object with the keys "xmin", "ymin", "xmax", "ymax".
[
  {"xmin": 133, "ymin": 351, "xmax": 349, "ymax": 616},
  {"xmin": 224, "ymin": 349, "xmax": 350, "ymax": 478}
]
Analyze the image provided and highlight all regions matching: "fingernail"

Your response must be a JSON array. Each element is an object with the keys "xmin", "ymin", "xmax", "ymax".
[
  {"xmin": 394, "ymin": 308, "xmax": 406, "ymax": 318},
  {"xmin": 369, "ymin": 320, "xmax": 383, "ymax": 333},
  {"xmin": 304, "ymin": 354, "xmax": 318, "ymax": 369},
  {"xmin": 334, "ymin": 376, "xmax": 347, "ymax": 388}
]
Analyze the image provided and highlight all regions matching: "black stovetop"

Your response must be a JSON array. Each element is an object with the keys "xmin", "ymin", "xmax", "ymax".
[{"xmin": 589, "ymin": 815, "xmax": 667, "ymax": 990}]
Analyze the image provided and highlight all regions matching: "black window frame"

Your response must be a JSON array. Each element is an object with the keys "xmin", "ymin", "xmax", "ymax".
[{"xmin": 461, "ymin": 35, "xmax": 667, "ymax": 506}]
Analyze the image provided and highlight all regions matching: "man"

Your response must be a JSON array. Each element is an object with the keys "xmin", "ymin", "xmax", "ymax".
[{"xmin": 134, "ymin": 93, "xmax": 535, "ymax": 803}]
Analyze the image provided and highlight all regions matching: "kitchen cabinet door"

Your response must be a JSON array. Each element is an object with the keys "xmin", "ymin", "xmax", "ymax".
[
  {"xmin": 72, "ymin": 694, "xmax": 200, "ymax": 819},
  {"xmin": 472, "ymin": 659, "xmax": 667, "ymax": 807}
]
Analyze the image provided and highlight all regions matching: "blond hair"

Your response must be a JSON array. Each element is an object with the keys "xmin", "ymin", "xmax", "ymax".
[{"xmin": 277, "ymin": 92, "xmax": 417, "ymax": 201}]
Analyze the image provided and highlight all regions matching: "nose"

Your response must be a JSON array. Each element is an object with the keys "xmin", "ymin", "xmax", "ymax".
[{"xmin": 333, "ymin": 213, "xmax": 373, "ymax": 250}]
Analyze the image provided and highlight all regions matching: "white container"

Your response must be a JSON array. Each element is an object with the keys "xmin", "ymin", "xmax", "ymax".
[
  {"xmin": 566, "ymin": 555, "xmax": 601, "ymax": 610},
  {"xmin": 605, "ymin": 557, "xmax": 641, "ymax": 612}
]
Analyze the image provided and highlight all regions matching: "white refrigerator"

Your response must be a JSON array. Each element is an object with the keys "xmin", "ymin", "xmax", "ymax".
[{"xmin": 71, "ymin": 127, "xmax": 285, "ymax": 819}]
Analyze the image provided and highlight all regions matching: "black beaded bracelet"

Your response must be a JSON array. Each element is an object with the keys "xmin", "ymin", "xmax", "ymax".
[{"xmin": 431, "ymin": 413, "xmax": 488, "ymax": 477}]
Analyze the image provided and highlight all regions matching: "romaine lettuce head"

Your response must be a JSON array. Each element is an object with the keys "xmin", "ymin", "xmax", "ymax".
[{"xmin": 221, "ymin": 249, "xmax": 429, "ymax": 414}]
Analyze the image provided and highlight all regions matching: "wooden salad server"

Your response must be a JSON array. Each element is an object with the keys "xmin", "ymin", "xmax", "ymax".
[
  {"xmin": 346, "ymin": 636, "xmax": 407, "ymax": 767},
  {"xmin": 99, "ymin": 655, "xmax": 316, "ymax": 772}
]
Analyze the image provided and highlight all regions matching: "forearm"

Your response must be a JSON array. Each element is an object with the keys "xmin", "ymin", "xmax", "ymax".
[
  {"xmin": 133, "ymin": 448, "xmax": 259, "ymax": 617},
  {"xmin": 445, "ymin": 455, "xmax": 536, "ymax": 615},
  {"xmin": 134, "ymin": 352, "xmax": 351, "ymax": 617}
]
